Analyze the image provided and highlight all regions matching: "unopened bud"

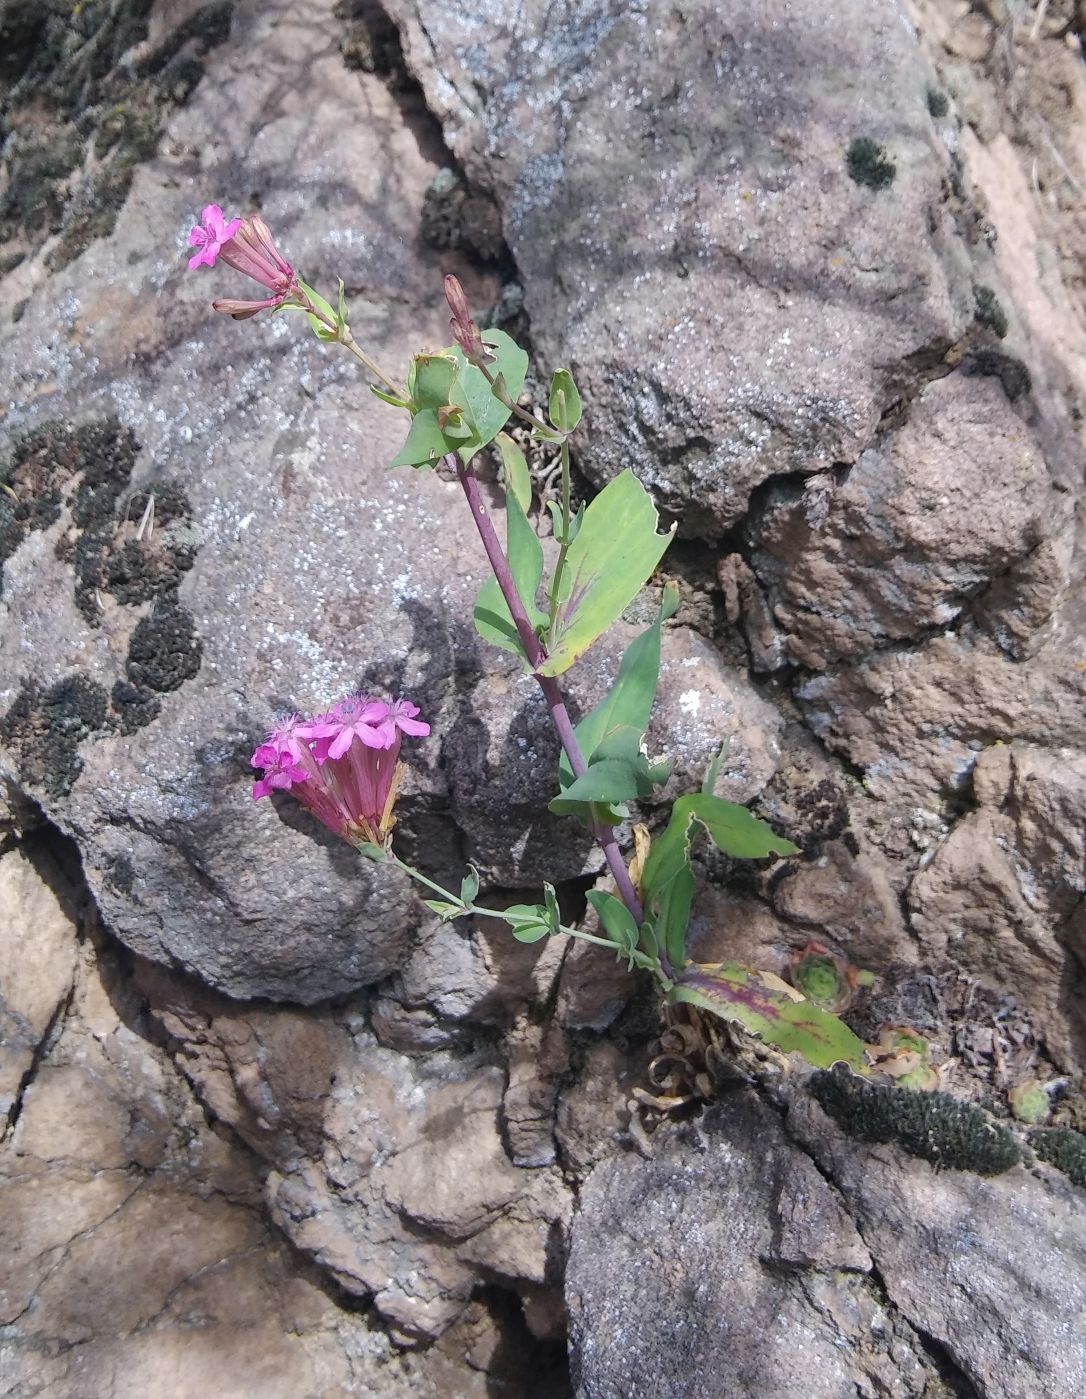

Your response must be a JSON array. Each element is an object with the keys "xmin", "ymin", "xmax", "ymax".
[{"xmin": 443, "ymin": 273, "xmax": 491, "ymax": 363}]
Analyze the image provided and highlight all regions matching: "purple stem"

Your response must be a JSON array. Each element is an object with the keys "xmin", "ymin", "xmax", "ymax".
[{"xmin": 452, "ymin": 455, "xmax": 645, "ymax": 925}]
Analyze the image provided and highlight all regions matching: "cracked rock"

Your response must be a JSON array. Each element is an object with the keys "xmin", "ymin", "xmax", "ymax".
[
  {"xmin": 386, "ymin": 0, "xmax": 975, "ymax": 536},
  {"xmin": 566, "ymin": 1092, "xmax": 936, "ymax": 1399}
]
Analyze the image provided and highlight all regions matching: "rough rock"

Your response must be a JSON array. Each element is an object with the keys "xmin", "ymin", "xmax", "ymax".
[
  {"xmin": 787, "ymin": 1082, "xmax": 1086, "ymax": 1399},
  {"xmin": 909, "ymin": 743, "xmax": 1086, "ymax": 1066},
  {"xmin": 566, "ymin": 1093, "xmax": 932, "ymax": 1399},
  {"xmin": 0, "ymin": 845, "xmax": 530, "ymax": 1399},
  {"xmin": 140, "ymin": 961, "xmax": 574, "ymax": 1344},
  {"xmin": 386, "ymin": 0, "xmax": 976, "ymax": 537},
  {"xmin": 0, "ymin": 840, "xmax": 80, "ymax": 1124},
  {"xmin": 798, "ymin": 630, "xmax": 1086, "ymax": 804},
  {"xmin": 749, "ymin": 373, "xmax": 1071, "ymax": 667},
  {"xmin": 568, "ymin": 1086, "xmax": 1086, "ymax": 1399}
]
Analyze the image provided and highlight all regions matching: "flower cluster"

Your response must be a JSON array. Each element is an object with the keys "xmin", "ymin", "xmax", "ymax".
[
  {"xmin": 252, "ymin": 694, "xmax": 429, "ymax": 848},
  {"xmin": 187, "ymin": 203, "xmax": 300, "ymax": 320}
]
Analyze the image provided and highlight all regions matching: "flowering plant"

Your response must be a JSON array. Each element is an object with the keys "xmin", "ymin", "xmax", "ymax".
[{"xmin": 190, "ymin": 205, "xmax": 866, "ymax": 1071}]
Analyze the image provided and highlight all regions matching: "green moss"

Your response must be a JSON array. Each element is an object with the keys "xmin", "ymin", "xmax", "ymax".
[
  {"xmin": 1030, "ymin": 1127, "xmax": 1086, "ymax": 1187},
  {"xmin": 847, "ymin": 136, "xmax": 896, "ymax": 191},
  {"xmin": 973, "ymin": 285, "xmax": 1008, "ymax": 339},
  {"xmin": 811, "ymin": 1067, "xmax": 1021, "ymax": 1175}
]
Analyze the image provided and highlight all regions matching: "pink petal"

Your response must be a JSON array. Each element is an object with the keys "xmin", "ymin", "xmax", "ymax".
[
  {"xmin": 397, "ymin": 716, "xmax": 430, "ymax": 737},
  {"xmin": 328, "ymin": 729, "xmax": 353, "ymax": 761},
  {"xmin": 252, "ymin": 777, "xmax": 274, "ymax": 800},
  {"xmin": 357, "ymin": 722, "xmax": 393, "ymax": 749}
]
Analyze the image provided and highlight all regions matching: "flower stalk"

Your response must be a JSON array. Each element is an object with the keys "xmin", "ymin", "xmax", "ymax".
[{"xmin": 449, "ymin": 451, "xmax": 645, "ymax": 925}]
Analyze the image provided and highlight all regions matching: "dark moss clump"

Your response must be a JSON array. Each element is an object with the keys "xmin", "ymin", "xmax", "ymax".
[
  {"xmin": 1030, "ymin": 1127, "xmax": 1086, "ymax": 1187},
  {"xmin": 811, "ymin": 1067, "xmax": 1021, "ymax": 1175},
  {"xmin": 96, "ymin": 485, "xmax": 197, "ymax": 609},
  {"xmin": 1, "ymin": 674, "xmax": 109, "ymax": 798},
  {"xmin": 1, "ymin": 1, "xmax": 235, "ymax": 272},
  {"xmin": 0, "ymin": 419, "xmax": 132, "ymax": 597},
  {"xmin": 126, "ymin": 597, "xmax": 202, "ymax": 692},
  {"xmin": 961, "ymin": 348, "xmax": 1031, "ymax": 402},
  {"xmin": 421, "ymin": 167, "xmax": 506, "ymax": 263},
  {"xmin": 847, "ymin": 136, "xmax": 896, "ymax": 191},
  {"xmin": 974, "ymin": 284, "xmax": 1009, "ymax": 339},
  {"xmin": 927, "ymin": 87, "xmax": 949, "ymax": 119},
  {"xmin": 110, "ymin": 678, "xmax": 161, "ymax": 734},
  {"xmin": 334, "ymin": 0, "xmax": 402, "ymax": 75}
]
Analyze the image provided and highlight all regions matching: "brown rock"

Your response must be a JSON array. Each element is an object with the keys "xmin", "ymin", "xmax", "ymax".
[
  {"xmin": 910, "ymin": 743, "xmax": 1086, "ymax": 1064},
  {"xmin": 751, "ymin": 375, "xmax": 1069, "ymax": 667},
  {"xmin": 0, "ymin": 842, "xmax": 79, "ymax": 1125}
]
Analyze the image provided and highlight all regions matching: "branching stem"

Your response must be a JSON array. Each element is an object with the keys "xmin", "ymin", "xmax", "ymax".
[{"xmin": 450, "ymin": 453, "xmax": 645, "ymax": 925}]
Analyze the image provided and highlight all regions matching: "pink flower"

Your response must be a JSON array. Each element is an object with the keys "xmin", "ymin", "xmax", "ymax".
[
  {"xmin": 251, "ymin": 692, "xmax": 429, "ymax": 848},
  {"xmin": 299, "ymin": 695, "xmax": 395, "ymax": 761},
  {"xmin": 389, "ymin": 697, "xmax": 430, "ymax": 738},
  {"xmin": 218, "ymin": 213, "xmax": 296, "ymax": 295},
  {"xmin": 188, "ymin": 204, "xmax": 241, "ymax": 270},
  {"xmin": 250, "ymin": 743, "xmax": 308, "ymax": 801}
]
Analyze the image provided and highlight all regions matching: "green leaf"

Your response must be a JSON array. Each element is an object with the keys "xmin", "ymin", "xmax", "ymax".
[
  {"xmin": 448, "ymin": 329, "xmax": 529, "ymax": 458},
  {"xmin": 693, "ymin": 794, "xmax": 800, "ymax": 860},
  {"xmin": 511, "ymin": 922, "xmax": 551, "ymax": 944},
  {"xmin": 639, "ymin": 921, "xmax": 659, "ymax": 960},
  {"xmin": 558, "ymin": 590, "xmax": 676, "ymax": 785},
  {"xmin": 641, "ymin": 793, "xmax": 797, "ymax": 969},
  {"xmin": 670, "ymin": 964, "xmax": 868, "ymax": 1071},
  {"xmin": 370, "ymin": 384, "xmax": 412, "ymax": 410},
  {"xmin": 658, "ymin": 861, "xmax": 695, "ymax": 972},
  {"xmin": 297, "ymin": 279, "xmax": 336, "ymax": 324},
  {"xmin": 424, "ymin": 899, "xmax": 465, "ymax": 921},
  {"xmin": 586, "ymin": 889, "xmax": 639, "ymax": 959},
  {"xmin": 549, "ymin": 591, "xmax": 677, "ymax": 827},
  {"xmin": 390, "ymin": 408, "xmax": 454, "ymax": 468},
  {"xmin": 538, "ymin": 470, "xmax": 675, "ymax": 676},
  {"xmin": 548, "ymin": 368, "xmax": 583, "ymax": 432},
  {"xmin": 549, "ymin": 731, "xmax": 671, "ymax": 822},
  {"xmin": 543, "ymin": 882, "xmax": 562, "ymax": 934},
  {"xmin": 337, "ymin": 277, "xmax": 348, "ymax": 325},
  {"xmin": 355, "ymin": 842, "xmax": 386, "ymax": 862},
  {"xmin": 504, "ymin": 902, "xmax": 551, "ymax": 943},
  {"xmin": 412, "ymin": 353, "xmax": 459, "ymax": 410},
  {"xmin": 701, "ymin": 740, "xmax": 729, "ymax": 796},
  {"xmin": 473, "ymin": 472, "xmax": 546, "ymax": 659},
  {"xmin": 460, "ymin": 866, "xmax": 480, "ymax": 905},
  {"xmin": 495, "ymin": 432, "xmax": 532, "ymax": 513}
]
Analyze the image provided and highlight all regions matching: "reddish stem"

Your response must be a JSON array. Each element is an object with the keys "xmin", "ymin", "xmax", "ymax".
[{"xmin": 452, "ymin": 455, "xmax": 645, "ymax": 925}]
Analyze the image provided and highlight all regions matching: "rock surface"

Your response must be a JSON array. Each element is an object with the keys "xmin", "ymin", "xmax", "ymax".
[
  {"xmin": 4, "ymin": 0, "xmax": 1086, "ymax": 1395},
  {"xmin": 386, "ymin": 0, "xmax": 976, "ymax": 537},
  {"xmin": 567, "ymin": 1087, "xmax": 1086, "ymax": 1399},
  {"xmin": 0, "ymin": 834, "xmax": 569, "ymax": 1399}
]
